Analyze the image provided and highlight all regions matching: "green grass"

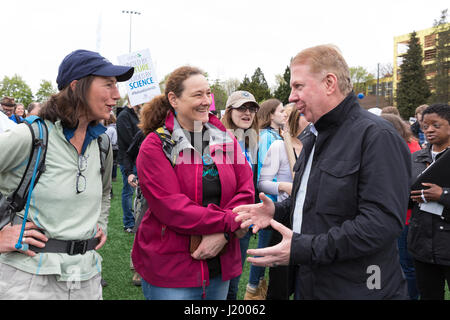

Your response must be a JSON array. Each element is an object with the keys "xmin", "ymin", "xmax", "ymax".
[
  {"xmin": 100, "ymin": 171, "xmax": 450, "ymax": 300},
  {"xmin": 98, "ymin": 174, "xmax": 144, "ymax": 300}
]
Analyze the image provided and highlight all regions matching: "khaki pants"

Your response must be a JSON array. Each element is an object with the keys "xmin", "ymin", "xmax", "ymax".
[{"xmin": 0, "ymin": 263, "xmax": 102, "ymax": 300}]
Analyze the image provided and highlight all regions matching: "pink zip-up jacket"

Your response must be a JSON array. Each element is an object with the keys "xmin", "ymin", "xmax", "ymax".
[{"xmin": 132, "ymin": 111, "xmax": 255, "ymax": 289}]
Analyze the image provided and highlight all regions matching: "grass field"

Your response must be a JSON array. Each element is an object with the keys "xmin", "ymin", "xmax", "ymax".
[{"xmin": 100, "ymin": 172, "xmax": 449, "ymax": 300}]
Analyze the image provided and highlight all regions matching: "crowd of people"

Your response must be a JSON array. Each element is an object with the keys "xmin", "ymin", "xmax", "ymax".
[{"xmin": 0, "ymin": 44, "xmax": 449, "ymax": 301}]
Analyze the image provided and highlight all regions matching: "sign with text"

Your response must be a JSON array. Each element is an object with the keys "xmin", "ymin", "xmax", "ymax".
[{"xmin": 117, "ymin": 49, "xmax": 160, "ymax": 106}]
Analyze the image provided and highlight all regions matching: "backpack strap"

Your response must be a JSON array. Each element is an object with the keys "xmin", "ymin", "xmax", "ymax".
[
  {"xmin": 97, "ymin": 133, "xmax": 111, "ymax": 176},
  {"xmin": 9, "ymin": 116, "xmax": 48, "ymax": 213},
  {"xmin": 154, "ymin": 126, "xmax": 177, "ymax": 166}
]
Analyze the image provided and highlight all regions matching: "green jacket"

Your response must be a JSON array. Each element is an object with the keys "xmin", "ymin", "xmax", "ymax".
[{"xmin": 0, "ymin": 120, "xmax": 112, "ymax": 281}]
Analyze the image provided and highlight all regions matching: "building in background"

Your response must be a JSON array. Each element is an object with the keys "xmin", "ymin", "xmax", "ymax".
[{"xmin": 393, "ymin": 23, "xmax": 450, "ymax": 104}]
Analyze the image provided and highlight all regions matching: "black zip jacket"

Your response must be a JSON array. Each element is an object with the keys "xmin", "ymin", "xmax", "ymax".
[
  {"xmin": 116, "ymin": 107, "xmax": 140, "ymax": 165},
  {"xmin": 274, "ymin": 93, "xmax": 411, "ymax": 299},
  {"xmin": 407, "ymin": 147, "xmax": 450, "ymax": 266}
]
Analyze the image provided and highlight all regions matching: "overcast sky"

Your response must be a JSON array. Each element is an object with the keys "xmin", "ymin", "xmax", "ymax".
[{"xmin": 0, "ymin": 0, "xmax": 448, "ymax": 95}]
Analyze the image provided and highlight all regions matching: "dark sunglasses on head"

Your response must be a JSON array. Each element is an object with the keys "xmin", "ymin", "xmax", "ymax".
[{"xmin": 234, "ymin": 105, "xmax": 259, "ymax": 113}]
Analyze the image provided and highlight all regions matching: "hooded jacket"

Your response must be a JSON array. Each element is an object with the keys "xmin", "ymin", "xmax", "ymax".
[{"xmin": 131, "ymin": 112, "xmax": 254, "ymax": 288}]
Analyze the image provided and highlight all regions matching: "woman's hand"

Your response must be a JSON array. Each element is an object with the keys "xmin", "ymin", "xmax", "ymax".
[
  {"xmin": 0, "ymin": 222, "xmax": 47, "ymax": 257},
  {"xmin": 94, "ymin": 225, "xmax": 107, "ymax": 250},
  {"xmin": 191, "ymin": 233, "xmax": 227, "ymax": 260},
  {"xmin": 411, "ymin": 183, "xmax": 443, "ymax": 203},
  {"xmin": 127, "ymin": 174, "xmax": 138, "ymax": 188}
]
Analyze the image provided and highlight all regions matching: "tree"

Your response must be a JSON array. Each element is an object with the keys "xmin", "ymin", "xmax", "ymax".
[
  {"xmin": 273, "ymin": 66, "xmax": 291, "ymax": 104},
  {"xmin": 223, "ymin": 78, "xmax": 241, "ymax": 96},
  {"xmin": 430, "ymin": 9, "xmax": 449, "ymax": 104},
  {"xmin": 35, "ymin": 80, "xmax": 57, "ymax": 103},
  {"xmin": 238, "ymin": 67, "xmax": 272, "ymax": 103},
  {"xmin": 0, "ymin": 74, "xmax": 34, "ymax": 107},
  {"xmin": 210, "ymin": 80, "xmax": 228, "ymax": 112},
  {"xmin": 396, "ymin": 31, "xmax": 431, "ymax": 118},
  {"xmin": 350, "ymin": 66, "xmax": 374, "ymax": 94}
]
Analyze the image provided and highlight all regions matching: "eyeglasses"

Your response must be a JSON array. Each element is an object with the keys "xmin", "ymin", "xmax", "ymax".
[
  {"xmin": 234, "ymin": 105, "xmax": 259, "ymax": 113},
  {"xmin": 76, "ymin": 155, "xmax": 88, "ymax": 194}
]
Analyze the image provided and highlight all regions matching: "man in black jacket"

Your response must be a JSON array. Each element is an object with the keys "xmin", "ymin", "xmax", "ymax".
[
  {"xmin": 116, "ymin": 103, "xmax": 141, "ymax": 232},
  {"xmin": 235, "ymin": 44, "xmax": 411, "ymax": 299}
]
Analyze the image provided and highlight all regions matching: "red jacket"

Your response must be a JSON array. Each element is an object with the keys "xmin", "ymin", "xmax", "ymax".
[{"xmin": 132, "ymin": 111, "xmax": 254, "ymax": 288}]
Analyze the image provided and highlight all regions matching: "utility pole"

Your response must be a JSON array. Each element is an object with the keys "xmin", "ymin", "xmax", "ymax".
[
  {"xmin": 121, "ymin": 10, "xmax": 141, "ymax": 53},
  {"xmin": 376, "ymin": 63, "xmax": 380, "ymax": 108}
]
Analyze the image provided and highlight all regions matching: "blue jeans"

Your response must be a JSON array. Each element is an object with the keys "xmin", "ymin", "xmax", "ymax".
[
  {"xmin": 141, "ymin": 277, "xmax": 230, "ymax": 300},
  {"xmin": 248, "ymin": 229, "xmax": 272, "ymax": 287},
  {"xmin": 227, "ymin": 230, "xmax": 252, "ymax": 299},
  {"xmin": 397, "ymin": 224, "xmax": 419, "ymax": 300},
  {"xmin": 120, "ymin": 165, "xmax": 135, "ymax": 229}
]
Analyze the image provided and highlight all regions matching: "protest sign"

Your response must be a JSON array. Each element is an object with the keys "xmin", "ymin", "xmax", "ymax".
[{"xmin": 117, "ymin": 49, "xmax": 160, "ymax": 106}]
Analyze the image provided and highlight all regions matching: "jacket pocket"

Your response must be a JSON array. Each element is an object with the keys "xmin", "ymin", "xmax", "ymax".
[{"xmin": 316, "ymin": 158, "xmax": 360, "ymax": 216}]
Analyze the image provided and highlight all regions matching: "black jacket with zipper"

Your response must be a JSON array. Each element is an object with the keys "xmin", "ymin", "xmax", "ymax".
[
  {"xmin": 407, "ymin": 146, "xmax": 450, "ymax": 266},
  {"xmin": 274, "ymin": 93, "xmax": 411, "ymax": 299},
  {"xmin": 116, "ymin": 106, "xmax": 140, "ymax": 166}
]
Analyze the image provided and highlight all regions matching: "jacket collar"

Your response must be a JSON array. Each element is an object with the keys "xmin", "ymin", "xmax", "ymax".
[
  {"xmin": 164, "ymin": 111, "xmax": 234, "ymax": 159},
  {"xmin": 314, "ymin": 92, "xmax": 357, "ymax": 133}
]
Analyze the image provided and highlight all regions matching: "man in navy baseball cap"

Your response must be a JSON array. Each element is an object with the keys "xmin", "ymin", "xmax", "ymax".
[{"xmin": 56, "ymin": 49, "xmax": 134, "ymax": 90}]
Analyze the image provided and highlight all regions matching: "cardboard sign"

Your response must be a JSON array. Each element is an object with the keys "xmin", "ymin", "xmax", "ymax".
[{"xmin": 117, "ymin": 49, "xmax": 161, "ymax": 106}]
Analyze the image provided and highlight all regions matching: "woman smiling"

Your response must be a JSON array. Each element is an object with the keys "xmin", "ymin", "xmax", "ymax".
[{"xmin": 132, "ymin": 66, "xmax": 254, "ymax": 300}]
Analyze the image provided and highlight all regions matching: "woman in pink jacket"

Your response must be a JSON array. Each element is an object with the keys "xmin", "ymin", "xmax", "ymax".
[{"xmin": 131, "ymin": 66, "xmax": 254, "ymax": 300}]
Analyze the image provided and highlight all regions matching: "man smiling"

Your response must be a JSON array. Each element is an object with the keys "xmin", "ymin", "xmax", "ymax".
[{"xmin": 235, "ymin": 44, "xmax": 411, "ymax": 299}]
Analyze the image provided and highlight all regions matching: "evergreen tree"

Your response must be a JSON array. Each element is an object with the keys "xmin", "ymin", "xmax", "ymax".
[
  {"xmin": 238, "ymin": 75, "xmax": 251, "ymax": 92},
  {"xmin": 396, "ymin": 31, "xmax": 431, "ymax": 118},
  {"xmin": 238, "ymin": 68, "xmax": 272, "ymax": 103},
  {"xmin": 273, "ymin": 66, "xmax": 291, "ymax": 104},
  {"xmin": 430, "ymin": 9, "xmax": 449, "ymax": 104},
  {"xmin": 210, "ymin": 80, "xmax": 228, "ymax": 112}
]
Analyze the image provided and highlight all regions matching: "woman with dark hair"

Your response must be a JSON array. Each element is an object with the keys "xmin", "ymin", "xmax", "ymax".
[
  {"xmin": 132, "ymin": 66, "xmax": 254, "ymax": 300},
  {"xmin": 408, "ymin": 103, "xmax": 450, "ymax": 300},
  {"xmin": 0, "ymin": 49, "xmax": 133, "ymax": 299}
]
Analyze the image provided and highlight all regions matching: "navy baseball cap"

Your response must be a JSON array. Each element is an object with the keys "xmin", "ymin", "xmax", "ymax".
[{"xmin": 56, "ymin": 49, "xmax": 134, "ymax": 90}]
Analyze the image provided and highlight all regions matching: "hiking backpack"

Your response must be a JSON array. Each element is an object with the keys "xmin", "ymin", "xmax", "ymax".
[{"xmin": 0, "ymin": 117, "xmax": 110, "ymax": 230}]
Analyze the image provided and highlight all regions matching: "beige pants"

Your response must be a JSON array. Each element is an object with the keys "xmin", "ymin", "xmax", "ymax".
[{"xmin": 0, "ymin": 263, "xmax": 102, "ymax": 300}]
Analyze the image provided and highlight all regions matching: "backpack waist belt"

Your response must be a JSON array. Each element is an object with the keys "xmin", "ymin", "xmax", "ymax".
[
  {"xmin": 29, "ymin": 238, "xmax": 99, "ymax": 255},
  {"xmin": 12, "ymin": 216, "xmax": 99, "ymax": 255}
]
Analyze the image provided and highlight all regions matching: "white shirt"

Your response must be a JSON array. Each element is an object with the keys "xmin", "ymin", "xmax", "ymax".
[
  {"xmin": 0, "ymin": 111, "xmax": 16, "ymax": 133},
  {"xmin": 293, "ymin": 124, "xmax": 318, "ymax": 234},
  {"xmin": 258, "ymin": 140, "xmax": 293, "ymax": 202}
]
